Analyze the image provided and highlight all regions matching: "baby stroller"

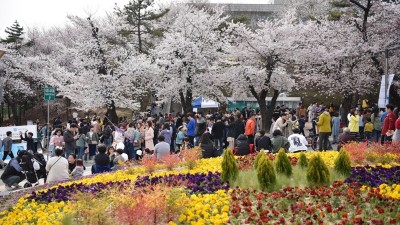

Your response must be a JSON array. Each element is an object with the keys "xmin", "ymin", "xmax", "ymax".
[{"xmin": 18, "ymin": 150, "xmax": 47, "ymax": 188}]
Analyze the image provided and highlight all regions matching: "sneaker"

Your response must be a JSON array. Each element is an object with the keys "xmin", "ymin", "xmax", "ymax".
[{"xmin": 5, "ymin": 185, "xmax": 14, "ymax": 191}]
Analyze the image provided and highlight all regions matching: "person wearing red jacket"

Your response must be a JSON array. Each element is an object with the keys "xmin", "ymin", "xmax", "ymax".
[
  {"xmin": 381, "ymin": 104, "xmax": 396, "ymax": 143},
  {"xmin": 245, "ymin": 113, "xmax": 256, "ymax": 145}
]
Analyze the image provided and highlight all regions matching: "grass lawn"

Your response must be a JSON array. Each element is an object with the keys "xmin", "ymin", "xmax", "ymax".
[{"xmin": 233, "ymin": 165, "xmax": 348, "ymax": 192}]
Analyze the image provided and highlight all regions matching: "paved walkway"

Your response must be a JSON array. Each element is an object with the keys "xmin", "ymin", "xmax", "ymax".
[{"xmin": 0, "ymin": 152, "xmax": 94, "ymax": 196}]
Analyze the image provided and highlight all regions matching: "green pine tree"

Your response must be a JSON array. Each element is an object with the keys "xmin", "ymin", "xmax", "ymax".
[
  {"xmin": 2, "ymin": 20, "xmax": 24, "ymax": 49},
  {"xmin": 334, "ymin": 149, "xmax": 352, "ymax": 176},
  {"xmin": 221, "ymin": 149, "xmax": 239, "ymax": 183},
  {"xmin": 257, "ymin": 156, "xmax": 276, "ymax": 191},
  {"xmin": 299, "ymin": 152, "xmax": 308, "ymax": 168},
  {"xmin": 115, "ymin": 0, "xmax": 169, "ymax": 54},
  {"xmin": 307, "ymin": 154, "xmax": 331, "ymax": 185},
  {"xmin": 275, "ymin": 149, "xmax": 293, "ymax": 177},
  {"xmin": 254, "ymin": 151, "xmax": 266, "ymax": 169}
]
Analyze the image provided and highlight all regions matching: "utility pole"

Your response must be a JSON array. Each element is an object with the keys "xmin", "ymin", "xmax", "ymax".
[{"xmin": 385, "ymin": 49, "xmax": 389, "ymax": 105}]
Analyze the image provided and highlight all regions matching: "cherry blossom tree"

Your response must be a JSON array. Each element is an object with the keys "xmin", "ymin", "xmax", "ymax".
[
  {"xmin": 151, "ymin": 4, "xmax": 228, "ymax": 114},
  {"xmin": 293, "ymin": 0, "xmax": 400, "ymax": 118},
  {"xmin": 34, "ymin": 14, "xmax": 155, "ymax": 123},
  {"xmin": 223, "ymin": 10, "xmax": 306, "ymax": 130}
]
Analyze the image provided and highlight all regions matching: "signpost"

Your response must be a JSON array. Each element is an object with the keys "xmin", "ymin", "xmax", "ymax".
[{"xmin": 44, "ymin": 87, "xmax": 55, "ymax": 160}]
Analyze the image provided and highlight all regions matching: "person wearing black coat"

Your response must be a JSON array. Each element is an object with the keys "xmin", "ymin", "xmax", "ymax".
[
  {"xmin": 212, "ymin": 117, "xmax": 226, "ymax": 152},
  {"xmin": 255, "ymin": 130, "xmax": 272, "ymax": 151},
  {"xmin": 20, "ymin": 131, "xmax": 36, "ymax": 153},
  {"xmin": 233, "ymin": 115, "xmax": 245, "ymax": 139},
  {"xmin": 199, "ymin": 133, "xmax": 218, "ymax": 158},
  {"xmin": 226, "ymin": 116, "xmax": 236, "ymax": 150},
  {"xmin": 235, "ymin": 134, "xmax": 249, "ymax": 156}
]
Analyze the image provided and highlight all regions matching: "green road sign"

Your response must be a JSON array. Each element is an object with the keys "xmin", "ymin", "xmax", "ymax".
[{"xmin": 44, "ymin": 87, "xmax": 55, "ymax": 101}]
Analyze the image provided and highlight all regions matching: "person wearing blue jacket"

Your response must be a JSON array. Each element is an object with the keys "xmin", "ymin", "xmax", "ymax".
[{"xmin": 186, "ymin": 113, "xmax": 196, "ymax": 146}]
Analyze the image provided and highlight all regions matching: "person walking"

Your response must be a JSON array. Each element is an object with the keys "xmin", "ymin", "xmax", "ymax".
[
  {"xmin": 63, "ymin": 124, "xmax": 79, "ymax": 157},
  {"xmin": 371, "ymin": 109, "xmax": 382, "ymax": 142},
  {"xmin": 87, "ymin": 126, "xmax": 99, "ymax": 160},
  {"xmin": 316, "ymin": 107, "xmax": 331, "ymax": 151},
  {"xmin": 145, "ymin": 121, "xmax": 155, "ymax": 152},
  {"xmin": 331, "ymin": 112, "xmax": 341, "ymax": 144},
  {"xmin": 381, "ymin": 104, "xmax": 396, "ymax": 143},
  {"xmin": 194, "ymin": 112, "xmax": 206, "ymax": 146},
  {"xmin": 2, "ymin": 131, "xmax": 15, "ymax": 162},
  {"xmin": 226, "ymin": 116, "xmax": 236, "ymax": 150},
  {"xmin": 211, "ymin": 116, "xmax": 226, "ymax": 152},
  {"xmin": 186, "ymin": 113, "xmax": 196, "ymax": 146}
]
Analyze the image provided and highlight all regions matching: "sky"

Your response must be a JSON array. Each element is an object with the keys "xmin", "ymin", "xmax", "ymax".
[{"xmin": 0, "ymin": 0, "xmax": 274, "ymax": 37}]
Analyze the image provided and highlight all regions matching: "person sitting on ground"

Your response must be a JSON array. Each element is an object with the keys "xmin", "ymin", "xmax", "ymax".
[
  {"xmin": 235, "ymin": 134, "xmax": 249, "ymax": 156},
  {"xmin": 337, "ymin": 128, "xmax": 357, "ymax": 151},
  {"xmin": 271, "ymin": 130, "xmax": 290, "ymax": 153},
  {"xmin": 68, "ymin": 154, "xmax": 77, "ymax": 173},
  {"xmin": 71, "ymin": 159, "xmax": 85, "ymax": 178},
  {"xmin": 46, "ymin": 148, "xmax": 70, "ymax": 183},
  {"xmin": 0, "ymin": 151, "xmax": 26, "ymax": 191},
  {"xmin": 154, "ymin": 135, "xmax": 170, "ymax": 161},
  {"xmin": 107, "ymin": 146, "xmax": 116, "ymax": 168},
  {"xmin": 113, "ymin": 149, "xmax": 126, "ymax": 170},
  {"xmin": 287, "ymin": 128, "xmax": 308, "ymax": 153},
  {"xmin": 199, "ymin": 132, "xmax": 218, "ymax": 158},
  {"xmin": 92, "ymin": 144, "xmax": 111, "ymax": 174},
  {"xmin": 255, "ymin": 130, "xmax": 272, "ymax": 151}
]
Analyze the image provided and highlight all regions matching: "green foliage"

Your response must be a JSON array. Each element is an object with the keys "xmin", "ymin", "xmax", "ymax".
[
  {"xmin": 1, "ymin": 20, "xmax": 24, "ymax": 47},
  {"xmin": 334, "ymin": 149, "xmax": 352, "ymax": 176},
  {"xmin": 307, "ymin": 154, "xmax": 330, "ymax": 185},
  {"xmin": 257, "ymin": 156, "xmax": 276, "ymax": 191},
  {"xmin": 115, "ymin": 0, "xmax": 169, "ymax": 53},
  {"xmin": 221, "ymin": 148, "xmax": 239, "ymax": 183},
  {"xmin": 254, "ymin": 151, "xmax": 266, "ymax": 169},
  {"xmin": 299, "ymin": 152, "xmax": 308, "ymax": 168},
  {"xmin": 330, "ymin": 0, "xmax": 352, "ymax": 8},
  {"xmin": 275, "ymin": 149, "xmax": 293, "ymax": 177},
  {"xmin": 328, "ymin": 10, "xmax": 343, "ymax": 21}
]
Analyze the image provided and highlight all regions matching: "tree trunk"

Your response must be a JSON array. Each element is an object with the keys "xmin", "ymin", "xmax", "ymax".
[
  {"xmin": 0, "ymin": 103, "xmax": 3, "ymax": 126},
  {"xmin": 341, "ymin": 94, "xmax": 353, "ymax": 123},
  {"xmin": 65, "ymin": 97, "xmax": 70, "ymax": 122},
  {"xmin": 7, "ymin": 102, "xmax": 11, "ymax": 120},
  {"xmin": 11, "ymin": 104, "xmax": 19, "ymax": 125},
  {"xmin": 179, "ymin": 90, "xmax": 193, "ymax": 115},
  {"xmin": 265, "ymin": 90, "xmax": 279, "ymax": 131},
  {"xmin": 106, "ymin": 100, "xmax": 118, "ymax": 124}
]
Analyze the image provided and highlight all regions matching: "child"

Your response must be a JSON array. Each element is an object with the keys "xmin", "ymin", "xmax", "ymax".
[
  {"xmin": 175, "ymin": 126, "xmax": 185, "ymax": 153},
  {"xmin": 71, "ymin": 159, "xmax": 84, "ymax": 178},
  {"xmin": 182, "ymin": 137, "xmax": 193, "ymax": 151},
  {"xmin": 364, "ymin": 118, "xmax": 373, "ymax": 142}
]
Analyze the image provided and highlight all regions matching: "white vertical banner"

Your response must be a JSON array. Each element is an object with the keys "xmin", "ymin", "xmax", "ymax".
[{"xmin": 378, "ymin": 74, "xmax": 395, "ymax": 108}]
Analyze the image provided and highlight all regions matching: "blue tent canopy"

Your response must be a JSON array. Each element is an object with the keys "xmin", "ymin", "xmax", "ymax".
[
  {"xmin": 192, "ymin": 96, "xmax": 203, "ymax": 108},
  {"xmin": 192, "ymin": 96, "xmax": 219, "ymax": 109}
]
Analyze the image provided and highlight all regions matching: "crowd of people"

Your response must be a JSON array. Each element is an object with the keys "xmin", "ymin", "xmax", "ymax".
[{"xmin": 1, "ymin": 99, "xmax": 400, "ymax": 191}]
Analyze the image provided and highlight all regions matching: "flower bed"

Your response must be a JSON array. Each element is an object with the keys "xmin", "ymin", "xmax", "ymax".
[
  {"xmin": 0, "ymin": 150, "xmax": 399, "ymax": 224},
  {"xmin": 345, "ymin": 166, "xmax": 400, "ymax": 187}
]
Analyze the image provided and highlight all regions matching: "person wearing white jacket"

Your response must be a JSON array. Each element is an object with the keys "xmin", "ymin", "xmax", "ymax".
[
  {"xmin": 272, "ymin": 113, "xmax": 288, "ymax": 134},
  {"xmin": 46, "ymin": 148, "xmax": 70, "ymax": 183}
]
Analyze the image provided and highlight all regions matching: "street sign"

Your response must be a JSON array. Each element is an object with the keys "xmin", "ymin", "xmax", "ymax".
[{"xmin": 44, "ymin": 87, "xmax": 55, "ymax": 101}]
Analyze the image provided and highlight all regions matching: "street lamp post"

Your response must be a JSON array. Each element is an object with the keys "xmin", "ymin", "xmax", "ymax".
[
  {"xmin": 380, "ymin": 46, "xmax": 400, "ymax": 106},
  {"xmin": 385, "ymin": 49, "xmax": 389, "ymax": 105}
]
